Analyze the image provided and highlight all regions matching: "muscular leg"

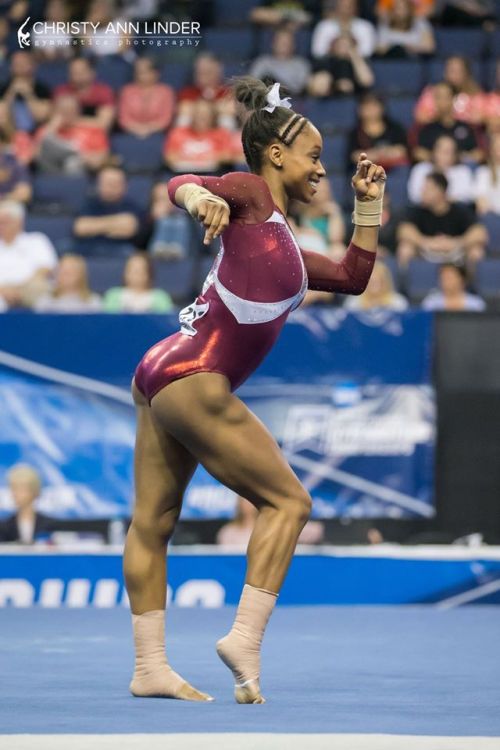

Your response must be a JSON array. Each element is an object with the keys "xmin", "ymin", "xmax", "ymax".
[
  {"xmin": 151, "ymin": 373, "xmax": 312, "ymax": 702},
  {"xmin": 123, "ymin": 382, "xmax": 212, "ymax": 701}
]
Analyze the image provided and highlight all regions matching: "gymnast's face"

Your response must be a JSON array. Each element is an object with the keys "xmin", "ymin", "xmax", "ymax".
[{"xmin": 274, "ymin": 122, "xmax": 326, "ymax": 204}]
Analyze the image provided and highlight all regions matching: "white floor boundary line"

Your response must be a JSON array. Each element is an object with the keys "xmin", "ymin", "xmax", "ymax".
[
  {"xmin": 2, "ymin": 734, "xmax": 500, "ymax": 750},
  {"xmin": 436, "ymin": 578, "xmax": 500, "ymax": 609}
]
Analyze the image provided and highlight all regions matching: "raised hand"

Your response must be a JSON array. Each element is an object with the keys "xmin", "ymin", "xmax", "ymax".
[{"xmin": 352, "ymin": 152, "xmax": 387, "ymax": 201}]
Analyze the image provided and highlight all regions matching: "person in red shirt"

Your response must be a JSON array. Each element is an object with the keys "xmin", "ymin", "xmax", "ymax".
[
  {"xmin": 54, "ymin": 57, "xmax": 115, "ymax": 131},
  {"xmin": 177, "ymin": 53, "xmax": 235, "ymax": 131},
  {"xmin": 36, "ymin": 94, "xmax": 109, "ymax": 174},
  {"xmin": 118, "ymin": 58, "xmax": 176, "ymax": 138},
  {"xmin": 164, "ymin": 100, "xmax": 233, "ymax": 174}
]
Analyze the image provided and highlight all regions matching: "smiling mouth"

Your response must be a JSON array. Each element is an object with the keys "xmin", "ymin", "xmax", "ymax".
[{"xmin": 308, "ymin": 179, "xmax": 319, "ymax": 191}]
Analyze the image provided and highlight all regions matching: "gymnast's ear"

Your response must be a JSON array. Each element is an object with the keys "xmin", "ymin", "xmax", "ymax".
[{"xmin": 267, "ymin": 142, "xmax": 284, "ymax": 169}]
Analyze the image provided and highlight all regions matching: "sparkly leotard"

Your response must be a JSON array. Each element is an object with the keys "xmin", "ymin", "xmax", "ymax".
[{"xmin": 134, "ymin": 172, "xmax": 375, "ymax": 402}]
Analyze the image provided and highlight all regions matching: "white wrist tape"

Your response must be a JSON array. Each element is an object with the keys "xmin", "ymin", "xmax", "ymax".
[
  {"xmin": 352, "ymin": 185, "xmax": 385, "ymax": 226},
  {"xmin": 182, "ymin": 183, "xmax": 230, "ymax": 219}
]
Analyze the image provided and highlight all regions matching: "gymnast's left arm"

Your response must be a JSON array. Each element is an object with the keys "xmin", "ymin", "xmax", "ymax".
[{"xmin": 302, "ymin": 154, "xmax": 387, "ymax": 295}]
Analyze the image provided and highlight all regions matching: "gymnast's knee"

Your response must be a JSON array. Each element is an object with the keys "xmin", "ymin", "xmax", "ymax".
[
  {"xmin": 131, "ymin": 505, "xmax": 180, "ymax": 544},
  {"xmin": 274, "ymin": 488, "xmax": 312, "ymax": 528}
]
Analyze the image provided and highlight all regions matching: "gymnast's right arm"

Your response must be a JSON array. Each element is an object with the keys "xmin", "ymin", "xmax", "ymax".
[{"xmin": 167, "ymin": 172, "xmax": 273, "ymax": 244}]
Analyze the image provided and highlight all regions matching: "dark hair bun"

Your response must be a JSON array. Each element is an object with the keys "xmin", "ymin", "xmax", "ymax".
[{"xmin": 232, "ymin": 76, "xmax": 272, "ymax": 113}]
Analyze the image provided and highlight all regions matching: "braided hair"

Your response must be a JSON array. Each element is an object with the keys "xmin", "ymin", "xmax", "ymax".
[{"xmin": 233, "ymin": 77, "xmax": 309, "ymax": 173}]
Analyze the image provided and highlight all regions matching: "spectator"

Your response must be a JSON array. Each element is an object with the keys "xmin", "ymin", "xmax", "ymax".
[
  {"xmin": 308, "ymin": 31, "xmax": 374, "ymax": 97},
  {"xmin": 412, "ymin": 82, "xmax": 484, "ymax": 163},
  {"xmin": 378, "ymin": 191, "xmax": 401, "ymax": 255},
  {"xmin": 164, "ymin": 100, "xmax": 233, "ymax": 174},
  {"xmin": 0, "ymin": 51, "xmax": 51, "ymax": 134},
  {"xmin": 177, "ymin": 53, "xmax": 235, "ymax": 130},
  {"xmin": 54, "ymin": 58, "xmax": 115, "ymax": 132},
  {"xmin": 0, "ymin": 101, "xmax": 35, "ymax": 166},
  {"xmin": 35, "ymin": 254, "xmax": 102, "ymax": 313},
  {"xmin": 376, "ymin": 0, "xmax": 435, "ymax": 58},
  {"xmin": 348, "ymin": 93, "xmax": 408, "ymax": 171},
  {"xmin": 408, "ymin": 135, "xmax": 474, "ymax": 205},
  {"xmin": 38, "ymin": 0, "xmax": 73, "ymax": 59},
  {"xmin": 422, "ymin": 263, "xmax": 486, "ymax": 311},
  {"xmin": 147, "ymin": 183, "xmax": 191, "ymax": 259},
  {"xmin": 397, "ymin": 172, "xmax": 487, "ymax": 265},
  {"xmin": 250, "ymin": 0, "xmax": 318, "ymax": 28},
  {"xmin": 312, "ymin": 0, "xmax": 377, "ymax": 59},
  {"xmin": 484, "ymin": 60, "xmax": 500, "ymax": 132},
  {"xmin": 0, "ymin": 464, "xmax": 53, "ymax": 544},
  {"xmin": 415, "ymin": 56, "xmax": 485, "ymax": 126},
  {"xmin": 0, "ymin": 17, "xmax": 9, "ymax": 63},
  {"xmin": 0, "ymin": 130, "xmax": 31, "ymax": 203},
  {"xmin": 103, "ymin": 252, "xmax": 174, "ymax": 313},
  {"xmin": 344, "ymin": 260, "xmax": 408, "ymax": 310},
  {"xmin": 74, "ymin": 167, "xmax": 141, "ymax": 257},
  {"xmin": 474, "ymin": 133, "xmax": 500, "ymax": 216},
  {"xmin": 0, "ymin": 200, "xmax": 57, "ymax": 308},
  {"xmin": 83, "ymin": 0, "xmax": 127, "ymax": 57},
  {"xmin": 35, "ymin": 95, "xmax": 110, "ymax": 174},
  {"xmin": 216, "ymin": 496, "xmax": 324, "ymax": 546},
  {"xmin": 249, "ymin": 28, "xmax": 311, "ymax": 96},
  {"xmin": 118, "ymin": 58, "xmax": 176, "ymax": 137},
  {"xmin": 292, "ymin": 179, "xmax": 345, "ymax": 255},
  {"xmin": 439, "ymin": 0, "xmax": 495, "ymax": 26}
]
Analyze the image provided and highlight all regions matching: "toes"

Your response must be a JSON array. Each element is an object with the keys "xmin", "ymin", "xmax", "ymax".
[{"xmin": 178, "ymin": 683, "xmax": 214, "ymax": 702}]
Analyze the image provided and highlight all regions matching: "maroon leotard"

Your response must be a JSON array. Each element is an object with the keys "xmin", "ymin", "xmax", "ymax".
[{"xmin": 134, "ymin": 172, "xmax": 375, "ymax": 402}]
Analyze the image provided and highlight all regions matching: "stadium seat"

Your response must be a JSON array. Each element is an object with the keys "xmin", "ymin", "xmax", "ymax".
[
  {"xmin": 0, "ymin": 59, "xmax": 8, "ymax": 84},
  {"xmin": 303, "ymin": 97, "xmax": 357, "ymax": 134},
  {"xmin": 482, "ymin": 212, "xmax": 500, "ymax": 254},
  {"xmin": 32, "ymin": 174, "xmax": 90, "ymax": 215},
  {"xmin": 160, "ymin": 62, "xmax": 191, "ymax": 90},
  {"xmin": 329, "ymin": 174, "xmax": 347, "ymax": 208},
  {"xmin": 475, "ymin": 259, "xmax": 500, "ymax": 301},
  {"xmin": 434, "ymin": 28, "xmax": 486, "ymax": 59},
  {"xmin": 322, "ymin": 134, "xmax": 347, "ymax": 171},
  {"xmin": 386, "ymin": 168, "xmax": 409, "ymax": 209},
  {"xmin": 372, "ymin": 60, "xmax": 424, "ymax": 96},
  {"xmin": 213, "ymin": 0, "xmax": 257, "ymax": 25},
  {"xmin": 426, "ymin": 58, "xmax": 482, "ymax": 86},
  {"xmin": 203, "ymin": 29, "xmax": 254, "ymax": 61},
  {"xmin": 127, "ymin": 175, "xmax": 154, "ymax": 212},
  {"xmin": 405, "ymin": 259, "xmax": 439, "ymax": 302},
  {"xmin": 95, "ymin": 56, "xmax": 133, "ymax": 90},
  {"xmin": 86, "ymin": 257, "xmax": 125, "ymax": 294},
  {"xmin": 153, "ymin": 258, "xmax": 195, "ymax": 301},
  {"xmin": 386, "ymin": 97, "xmax": 417, "ymax": 129},
  {"xmin": 382, "ymin": 254, "xmax": 401, "ymax": 291},
  {"xmin": 36, "ymin": 61, "xmax": 69, "ymax": 91},
  {"xmin": 25, "ymin": 215, "xmax": 74, "ymax": 255},
  {"xmin": 110, "ymin": 133, "xmax": 165, "ymax": 174},
  {"xmin": 484, "ymin": 57, "xmax": 498, "ymax": 90},
  {"xmin": 196, "ymin": 255, "xmax": 216, "ymax": 289}
]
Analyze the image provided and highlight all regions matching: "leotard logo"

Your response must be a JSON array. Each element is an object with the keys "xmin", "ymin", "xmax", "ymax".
[{"xmin": 179, "ymin": 300, "xmax": 209, "ymax": 336}]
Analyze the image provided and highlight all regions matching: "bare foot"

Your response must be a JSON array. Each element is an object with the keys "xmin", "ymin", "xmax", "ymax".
[{"xmin": 130, "ymin": 665, "xmax": 214, "ymax": 701}]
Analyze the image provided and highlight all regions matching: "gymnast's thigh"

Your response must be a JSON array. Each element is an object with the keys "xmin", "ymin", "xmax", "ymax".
[
  {"xmin": 131, "ymin": 379, "xmax": 198, "ymax": 525},
  {"xmin": 149, "ymin": 373, "xmax": 307, "ymax": 509}
]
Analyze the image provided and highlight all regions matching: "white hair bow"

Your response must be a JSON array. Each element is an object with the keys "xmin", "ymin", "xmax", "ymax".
[{"xmin": 262, "ymin": 82, "xmax": 292, "ymax": 113}]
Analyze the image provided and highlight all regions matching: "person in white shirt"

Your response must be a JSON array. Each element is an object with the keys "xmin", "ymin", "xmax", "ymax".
[
  {"xmin": 312, "ymin": 0, "xmax": 377, "ymax": 58},
  {"xmin": 249, "ymin": 28, "xmax": 311, "ymax": 96},
  {"xmin": 0, "ymin": 200, "xmax": 58, "ymax": 308},
  {"xmin": 474, "ymin": 132, "xmax": 500, "ymax": 216},
  {"xmin": 422, "ymin": 263, "xmax": 486, "ymax": 312},
  {"xmin": 408, "ymin": 135, "xmax": 475, "ymax": 206}
]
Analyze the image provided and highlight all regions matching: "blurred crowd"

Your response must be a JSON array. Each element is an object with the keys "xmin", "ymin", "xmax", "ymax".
[{"xmin": 1, "ymin": 0, "xmax": 500, "ymax": 314}]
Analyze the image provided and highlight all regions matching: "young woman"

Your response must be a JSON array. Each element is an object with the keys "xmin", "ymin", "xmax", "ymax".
[
  {"xmin": 124, "ymin": 77, "xmax": 386, "ymax": 705},
  {"xmin": 35, "ymin": 254, "xmax": 102, "ymax": 313},
  {"xmin": 103, "ymin": 253, "xmax": 174, "ymax": 314}
]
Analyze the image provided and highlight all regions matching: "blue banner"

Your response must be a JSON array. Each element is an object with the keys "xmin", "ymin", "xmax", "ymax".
[
  {"xmin": 0, "ymin": 310, "xmax": 435, "ymax": 520},
  {"xmin": 0, "ymin": 548, "xmax": 499, "ymax": 607}
]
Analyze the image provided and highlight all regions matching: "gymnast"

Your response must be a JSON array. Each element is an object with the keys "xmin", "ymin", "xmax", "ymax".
[{"xmin": 124, "ymin": 77, "xmax": 386, "ymax": 704}]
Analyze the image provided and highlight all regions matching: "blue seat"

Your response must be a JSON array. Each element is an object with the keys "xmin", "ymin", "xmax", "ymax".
[
  {"xmin": 484, "ymin": 57, "xmax": 498, "ymax": 90},
  {"xmin": 126, "ymin": 175, "xmax": 154, "ymax": 212},
  {"xmin": 372, "ymin": 60, "xmax": 424, "ymax": 95},
  {"xmin": 33, "ymin": 174, "xmax": 90, "ymax": 215},
  {"xmin": 160, "ymin": 62, "xmax": 191, "ymax": 91},
  {"xmin": 386, "ymin": 97, "xmax": 417, "ymax": 128},
  {"xmin": 25, "ymin": 215, "xmax": 74, "ymax": 254},
  {"xmin": 386, "ymin": 169, "xmax": 409, "ymax": 209},
  {"xmin": 303, "ymin": 97, "xmax": 357, "ymax": 134},
  {"xmin": 322, "ymin": 134, "xmax": 347, "ymax": 171},
  {"xmin": 213, "ymin": 0, "xmax": 257, "ymax": 25},
  {"xmin": 329, "ymin": 174, "xmax": 347, "ymax": 208},
  {"xmin": 153, "ymin": 258, "xmax": 195, "ymax": 301},
  {"xmin": 475, "ymin": 259, "xmax": 500, "ymax": 300},
  {"xmin": 426, "ymin": 58, "xmax": 482, "ymax": 86},
  {"xmin": 382, "ymin": 255, "xmax": 401, "ymax": 291},
  {"xmin": 95, "ymin": 56, "xmax": 133, "ymax": 90},
  {"xmin": 405, "ymin": 260, "xmax": 439, "ymax": 302},
  {"xmin": 482, "ymin": 212, "xmax": 500, "ymax": 253},
  {"xmin": 203, "ymin": 29, "xmax": 254, "ymax": 60},
  {"xmin": 36, "ymin": 61, "xmax": 69, "ymax": 91},
  {"xmin": 434, "ymin": 28, "xmax": 486, "ymax": 59},
  {"xmin": 111, "ymin": 133, "xmax": 165, "ymax": 174},
  {"xmin": 196, "ymin": 255, "xmax": 216, "ymax": 289},
  {"xmin": 86, "ymin": 257, "xmax": 125, "ymax": 294}
]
